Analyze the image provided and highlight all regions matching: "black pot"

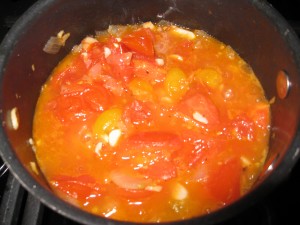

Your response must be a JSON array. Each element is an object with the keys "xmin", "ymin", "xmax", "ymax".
[{"xmin": 0, "ymin": 0, "xmax": 300, "ymax": 224}]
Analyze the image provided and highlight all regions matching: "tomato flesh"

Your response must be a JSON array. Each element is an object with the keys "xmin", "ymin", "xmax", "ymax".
[{"xmin": 122, "ymin": 28, "xmax": 155, "ymax": 57}]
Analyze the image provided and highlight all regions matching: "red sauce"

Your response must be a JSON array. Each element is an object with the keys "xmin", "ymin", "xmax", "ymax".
[{"xmin": 33, "ymin": 22, "xmax": 270, "ymax": 222}]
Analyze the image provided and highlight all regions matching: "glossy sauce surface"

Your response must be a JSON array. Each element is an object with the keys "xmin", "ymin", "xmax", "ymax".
[{"xmin": 33, "ymin": 22, "xmax": 270, "ymax": 222}]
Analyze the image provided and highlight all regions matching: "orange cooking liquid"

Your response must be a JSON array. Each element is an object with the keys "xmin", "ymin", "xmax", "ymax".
[{"xmin": 33, "ymin": 22, "xmax": 270, "ymax": 222}]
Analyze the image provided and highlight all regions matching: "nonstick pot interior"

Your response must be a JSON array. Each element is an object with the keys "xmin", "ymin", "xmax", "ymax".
[{"xmin": 0, "ymin": 0, "xmax": 300, "ymax": 225}]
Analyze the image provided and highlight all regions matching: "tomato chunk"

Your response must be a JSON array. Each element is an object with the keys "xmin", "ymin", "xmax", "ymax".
[
  {"xmin": 122, "ymin": 28, "xmax": 155, "ymax": 57},
  {"xmin": 51, "ymin": 175, "xmax": 102, "ymax": 201},
  {"xmin": 178, "ymin": 93, "xmax": 220, "ymax": 125},
  {"xmin": 115, "ymin": 131, "xmax": 182, "ymax": 181},
  {"xmin": 206, "ymin": 157, "xmax": 242, "ymax": 204}
]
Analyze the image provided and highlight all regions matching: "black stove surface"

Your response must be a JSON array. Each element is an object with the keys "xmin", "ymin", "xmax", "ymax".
[{"xmin": 0, "ymin": 0, "xmax": 300, "ymax": 225}]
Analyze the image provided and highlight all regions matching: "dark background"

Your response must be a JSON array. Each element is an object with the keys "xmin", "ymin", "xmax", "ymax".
[{"xmin": 0, "ymin": 0, "xmax": 300, "ymax": 225}]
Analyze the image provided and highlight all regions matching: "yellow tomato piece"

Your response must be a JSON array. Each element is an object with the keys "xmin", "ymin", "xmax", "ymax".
[
  {"xmin": 128, "ymin": 78, "xmax": 154, "ymax": 101},
  {"xmin": 194, "ymin": 68, "xmax": 222, "ymax": 89},
  {"xmin": 164, "ymin": 68, "xmax": 189, "ymax": 101},
  {"xmin": 93, "ymin": 108, "xmax": 122, "ymax": 138}
]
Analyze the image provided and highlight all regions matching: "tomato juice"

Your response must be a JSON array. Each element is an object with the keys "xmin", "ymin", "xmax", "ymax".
[{"xmin": 32, "ymin": 21, "xmax": 270, "ymax": 222}]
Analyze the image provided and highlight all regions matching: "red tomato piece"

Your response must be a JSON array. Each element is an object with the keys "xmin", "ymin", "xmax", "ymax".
[
  {"xmin": 126, "ymin": 131, "xmax": 182, "ymax": 152},
  {"xmin": 48, "ymin": 95, "xmax": 89, "ymax": 122},
  {"xmin": 140, "ymin": 160, "xmax": 177, "ymax": 181},
  {"xmin": 122, "ymin": 100, "xmax": 153, "ymax": 126},
  {"xmin": 115, "ymin": 132, "xmax": 182, "ymax": 181},
  {"xmin": 231, "ymin": 114, "xmax": 255, "ymax": 141},
  {"xmin": 105, "ymin": 36, "xmax": 126, "ymax": 55},
  {"xmin": 178, "ymin": 93, "xmax": 220, "ymax": 125},
  {"xmin": 49, "ymin": 83, "xmax": 111, "ymax": 122},
  {"xmin": 106, "ymin": 52, "xmax": 132, "ymax": 66},
  {"xmin": 83, "ymin": 84, "xmax": 112, "ymax": 112},
  {"xmin": 51, "ymin": 175, "xmax": 102, "ymax": 201},
  {"xmin": 122, "ymin": 28, "xmax": 155, "ymax": 57},
  {"xmin": 248, "ymin": 103, "xmax": 270, "ymax": 130},
  {"xmin": 205, "ymin": 157, "xmax": 242, "ymax": 204},
  {"xmin": 132, "ymin": 59, "xmax": 166, "ymax": 83},
  {"xmin": 52, "ymin": 55, "xmax": 88, "ymax": 86},
  {"xmin": 106, "ymin": 52, "xmax": 134, "ymax": 82}
]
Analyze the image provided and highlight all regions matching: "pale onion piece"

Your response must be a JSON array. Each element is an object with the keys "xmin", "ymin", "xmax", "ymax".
[
  {"xmin": 108, "ymin": 129, "xmax": 122, "ymax": 147},
  {"xmin": 145, "ymin": 185, "xmax": 163, "ymax": 192},
  {"xmin": 172, "ymin": 183, "xmax": 188, "ymax": 200},
  {"xmin": 104, "ymin": 208, "xmax": 117, "ymax": 218},
  {"xmin": 193, "ymin": 111, "xmax": 208, "ymax": 124},
  {"xmin": 101, "ymin": 134, "xmax": 109, "ymax": 143},
  {"xmin": 60, "ymin": 33, "xmax": 70, "ymax": 46},
  {"xmin": 81, "ymin": 37, "xmax": 98, "ymax": 51},
  {"xmin": 8, "ymin": 107, "xmax": 19, "ymax": 130},
  {"xmin": 27, "ymin": 138, "xmax": 36, "ymax": 153},
  {"xmin": 155, "ymin": 58, "xmax": 165, "ymax": 66},
  {"xmin": 169, "ymin": 54, "xmax": 183, "ymax": 61},
  {"xmin": 115, "ymin": 38, "xmax": 121, "ymax": 42},
  {"xmin": 171, "ymin": 26, "xmax": 196, "ymax": 40},
  {"xmin": 240, "ymin": 156, "xmax": 251, "ymax": 167},
  {"xmin": 43, "ymin": 30, "xmax": 70, "ymax": 54},
  {"xmin": 94, "ymin": 142, "xmax": 103, "ymax": 156},
  {"xmin": 104, "ymin": 47, "xmax": 111, "ymax": 58},
  {"xmin": 269, "ymin": 96, "xmax": 276, "ymax": 104},
  {"xmin": 57, "ymin": 30, "xmax": 64, "ymax": 38},
  {"xmin": 30, "ymin": 162, "xmax": 39, "ymax": 175},
  {"xmin": 113, "ymin": 43, "xmax": 119, "ymax": 48},
  {"xmin": 110, "ymin": 170, "xmax": 150, "ymax": 189},
  {"xmin": 43, "ymin": 36, "xmax": 63, "ymax": 54},
  {"xmin": 143, "ymin": 21, "xmax": 155, "ymax": 29}
]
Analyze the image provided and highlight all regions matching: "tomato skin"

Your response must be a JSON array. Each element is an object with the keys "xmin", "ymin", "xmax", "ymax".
[
  {"xmin": 122, "ymin": 28, "xmax": 155, "ymax": 57},
  {"xmin": 126, "ymin": 131, "xmax": 182, "ymax": 152},
  {"xmin": 51, "ymin": 175, "xmax": 102, "ymax": 201}
]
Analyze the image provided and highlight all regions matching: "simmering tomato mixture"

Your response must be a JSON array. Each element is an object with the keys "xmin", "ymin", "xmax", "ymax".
[{"xmin": 33, "ymin": 21, "xmax": 270, "ymax": 222}]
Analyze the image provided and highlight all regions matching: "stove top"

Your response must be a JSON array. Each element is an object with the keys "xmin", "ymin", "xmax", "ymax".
[{"xmin": 1, "ymin": 0, "xmax": 300, "ymax": 225}]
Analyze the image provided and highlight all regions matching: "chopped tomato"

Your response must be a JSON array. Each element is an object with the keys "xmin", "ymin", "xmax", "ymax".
[
  {"xmin": 125, "ymin": 131, "xmax": 182, "ymax": 152},
  {"xmin": 178, "ymin": 93, "xmax": 220, "ymax": 125},
  {"xmin": 52, "ymin": 55, "xmax": 88, "ymax": 86},
  {"xmin": 106, "ymin": 52, "xmax": 134, "ymax": 82},
  {"xmin": 51, "ymin": 175, "xmax": 102, "ymax": 201},
  {"xmin": 106, "ymin": 52, "xmax": 132, "ymax": 66},
  {"xmin": 87, "ymin": 42, "xmax": 106, "ymax": 66},
  {"xmin": 140, "ymin": 160, "xmax": 177, "ymax": 181},
  {"xmin": 49, "ymin": 83, "xmax": 111, "ymax": 122},
  {"xmin": 115, "ymin": 132, "xmax": 182, "ymax": 181},
  {"xmin": 132, "ymin": 59, "xmax": 166, "ymax": 83},
  {"xmin": 231, "ymin": 114, "xmax": 255, "ymax": 141},
  {"xmin": 248, "ymin": 103, "xmax": 270, "ymax": 130},
  {"xmin": 122, "ymin": 100, "xmax": 153, "ymax": 126},
  {"xmin": 122, "ymin": 28, "xmax": 155, "ymax": 57},
  {"xmin": 205, "ymin": 157, "xmax": 242, "ymax": 204}
]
